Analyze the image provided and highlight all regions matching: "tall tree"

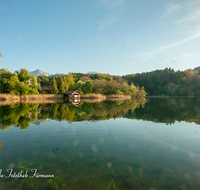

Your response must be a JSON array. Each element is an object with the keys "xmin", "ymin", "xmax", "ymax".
[
  {"xmin": 0, "ymin": 69, "xmax": 12, "ymax": 93},
  {"xmin": 83, "ymin": 80, "xmax": 93, "ymax": 94},
  {"xmin": 16, "ymin": 68, "xmax": 30, "ymax": 82},
  {"xmin": 64, "ymin": 73, "xmax": 75, "ymax": 90},
  {"xmin": 57, "ymin": 75, "xmax": 65, "ymax": 94},
  {"xmin": 52, "ymin": 77, "xmax": 58, "ymax": 94}
]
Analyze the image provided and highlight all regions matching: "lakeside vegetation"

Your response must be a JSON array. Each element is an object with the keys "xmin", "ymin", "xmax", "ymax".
[
  {"xmin": 1, "ymin": 66, "xmax": 200, "ymax": 97},
  {"xmin": 0, "ymin": 68, "xmax": 147, "ymax": 98}
]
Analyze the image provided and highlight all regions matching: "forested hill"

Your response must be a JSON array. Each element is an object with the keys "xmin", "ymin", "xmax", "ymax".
[
  {"xmin": 1, "ymin": 67, "xmax": 199, "ymax": 96},
  {"xmin": 122, "ymin": 67, "xmax": 200, "ymax": 96},
  {"xmin": 194, "ymin": 66, "xmax": 200, "ymax": 72}
]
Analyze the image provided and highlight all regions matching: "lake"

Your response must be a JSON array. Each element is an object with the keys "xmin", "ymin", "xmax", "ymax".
[{"xmin": 0, "ymin": 98, "xmax": 200, "ymax": 190}]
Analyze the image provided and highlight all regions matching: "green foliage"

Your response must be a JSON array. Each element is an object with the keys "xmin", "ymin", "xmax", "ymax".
[
  {"xmin": 0, "ymin": 68, "xmax": 39, "ymax": 95},
  {"xmin": 52, "ymin": 77, "xmax": 59, "ymax": 94},
  {"xmin": 107, "ymin": 181, "xmax": 116, "ymax": 190},
  {"xmin": 20, "ymin": 178, "xmax": 35, "ymax": 189},
  {"xmin": 63, "ymin": 73, "xmax": 75, "ymax": 91},
  {"xmin": 47, "ymin": 175, "xmax": 67, "ymax": 190},
  {"xmin": 83, "ymin": 80, "xmax": 93, "ymax": 94},
  {"xmin": 57, "ymin": 75, "xmax": 65, "ymax": 94},
  {"xmin": 75, "ymin": 81, "xmax": 85, "ymax": 93},
  {"xmin": 123, "ymin": 68, "xmax": 200, "ymax": 96},
  {"xmin": 17, "ymin": 68, "xmax": 30, "ymax": 82},
  {"xmin": 38, "ymin": 76, "xmax": 51, "ymax": 86},
  {"xmin": 0, "ymin": 68, "xmax": 13, "ymax": 93}
]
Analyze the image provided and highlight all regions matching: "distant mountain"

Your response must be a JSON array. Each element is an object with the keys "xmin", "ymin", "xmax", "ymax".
[
  {"xmin": 30, "ymin": 69, "xmax": 51, "ymax": 76},
  {"xmin": 193, "ymin": 66, "xmax": 200, "ymax": 72},
  {"xmin": 51, "ymin": 73, "xmax": 66, "ymax": 77}
]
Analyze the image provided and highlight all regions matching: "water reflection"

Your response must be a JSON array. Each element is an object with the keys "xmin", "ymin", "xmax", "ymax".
[
  {"xmin": 1, "ymin": 98, "xmax": 200, "ymax": 130},
  {"xmin": 0, "ymin": 99, "xmax": 199, "ymax": 189}
]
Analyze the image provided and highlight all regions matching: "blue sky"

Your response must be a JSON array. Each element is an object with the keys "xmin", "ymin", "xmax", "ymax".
[{"xmin": 0, "ymin": 0, "xmax": 200, "ymax": 75}]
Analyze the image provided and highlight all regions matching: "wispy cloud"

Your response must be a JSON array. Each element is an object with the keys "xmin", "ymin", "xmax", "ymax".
[
  {"xmin": 98, "ymin": 12, "xmax": 117, "ymax": 31},
  {"xmin": 177, "ymin": 7, "xmax": 200, "ymax": 23},
  {"xmin": 161, "ymin": 3, "xmax": 181, "ymax": 19},
  {"xmin": 138, "ymin": 30, "xmax": 200, "ymax": 61},
  {"xmin": 98, "ymin": 0, "xmax": 124, "ymax": 31}
]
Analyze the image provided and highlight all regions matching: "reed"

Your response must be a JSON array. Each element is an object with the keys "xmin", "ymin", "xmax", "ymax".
[
  {"xmin": 81, "ymin": 93, "xmax": 106, "ymax": 99},
  {"xmin": 106, "ymin": 94, "xmax": 132, "ymax": 100},
  {"xmin": 0, "ymin": 93, "xmax": 63, "ymax": 106}
]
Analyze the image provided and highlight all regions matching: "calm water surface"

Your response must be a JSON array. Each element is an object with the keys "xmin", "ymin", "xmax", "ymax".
[{"xmin": 0, "ymin": 98, "xmax": 200, "ymax": 190}]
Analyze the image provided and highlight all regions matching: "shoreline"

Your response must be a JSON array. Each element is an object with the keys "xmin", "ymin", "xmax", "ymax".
[{"xmin": 0, "ymin": 93, "xmax": 144, "ymax": 105}]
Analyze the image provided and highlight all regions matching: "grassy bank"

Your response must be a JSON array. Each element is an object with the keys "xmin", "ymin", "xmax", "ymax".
[
  {"xmin": 0, "ymin": 93, "xmax": 143, "ymax": 106},
  {"xmin": 80, "ymin": 93, "xmax": 106, "ymax": 100}
]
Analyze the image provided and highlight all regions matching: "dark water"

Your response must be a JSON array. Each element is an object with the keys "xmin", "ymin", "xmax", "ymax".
[{"xmin": 0, "ymin": 98, "xmax": 200, "ymax": 190}]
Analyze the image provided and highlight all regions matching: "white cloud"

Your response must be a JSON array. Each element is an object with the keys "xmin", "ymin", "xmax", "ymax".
[{"xmin": 139, "ymin": 30, "xmax": 200, "ymax": 61}]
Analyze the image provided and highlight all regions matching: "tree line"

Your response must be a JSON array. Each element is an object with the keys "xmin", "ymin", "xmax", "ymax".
[
  {"xmin": 122, "ymin": 67, "xmax": 200, "ymax": 96},
  {"xmin": 50, "ymin": 73, "xmax": 146, "ymax": 97},
  {"xmin": 0, "ymin": 68, "xmax": 146, "ymax": 96},
  {"xmin": 8, "ymin": 66, "xmax": 200, "ymax": 97}
]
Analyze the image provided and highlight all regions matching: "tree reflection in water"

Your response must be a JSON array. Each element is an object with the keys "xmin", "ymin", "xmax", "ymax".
[{"xmin": 1, "ymin": 98, "xmax": 200, "ymax": 130}]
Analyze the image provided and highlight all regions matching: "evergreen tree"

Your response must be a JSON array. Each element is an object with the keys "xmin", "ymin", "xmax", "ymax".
[
  {"xmin": 57, "ymin": 75, "xmax": 65, "ymax": 94},
  {"xmin": 63, "ymin": 76, "xmax": 69, "ymax": 92},
  {"xmin": 52, "ymin": 77, "xmax": 58, "ymax": 94}
]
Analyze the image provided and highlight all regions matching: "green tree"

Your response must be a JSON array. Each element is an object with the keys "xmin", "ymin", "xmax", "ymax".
[
  {"xmin": 75, "ymin": 81, "xmax": 84, "ymax": 93},
  {"xmin": 0, "ymin": 68, "xmax": 39, "ymax": 95},
  {"xmin": 0, "ymin": 68, "xmax": 12, "ymax": 93},
  {"xmin": 57, "ymin": 75, "xmax": 65, "ymax": 94},
  {"xmin": 52, "ymin": 77, "xmax": 59, "ymax": 94},
  {"xmin": 16, "ymin": 68, "xmax": 30, "ymax": 82},
  {"xmin": 83, "ymin": 80, "xmax": 93, "ymax": 94},
  {"xmin": 64, "ymin": 73, "xmax": 75, "ymax": 90}
]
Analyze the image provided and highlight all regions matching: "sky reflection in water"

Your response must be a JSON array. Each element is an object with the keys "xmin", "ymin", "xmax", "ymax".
[{"xmin": 0, "ymin": 99, "xmax": 200, "ymax": 189}]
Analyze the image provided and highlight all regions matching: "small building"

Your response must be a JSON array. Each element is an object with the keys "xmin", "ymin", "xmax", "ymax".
[
  {"xmin": 41, "ymin": 86, "xmax": 53, "ymax": 91},
  {"xmin": 63, "ymin": 90, "xmax": 81, "ymax": 99}
]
